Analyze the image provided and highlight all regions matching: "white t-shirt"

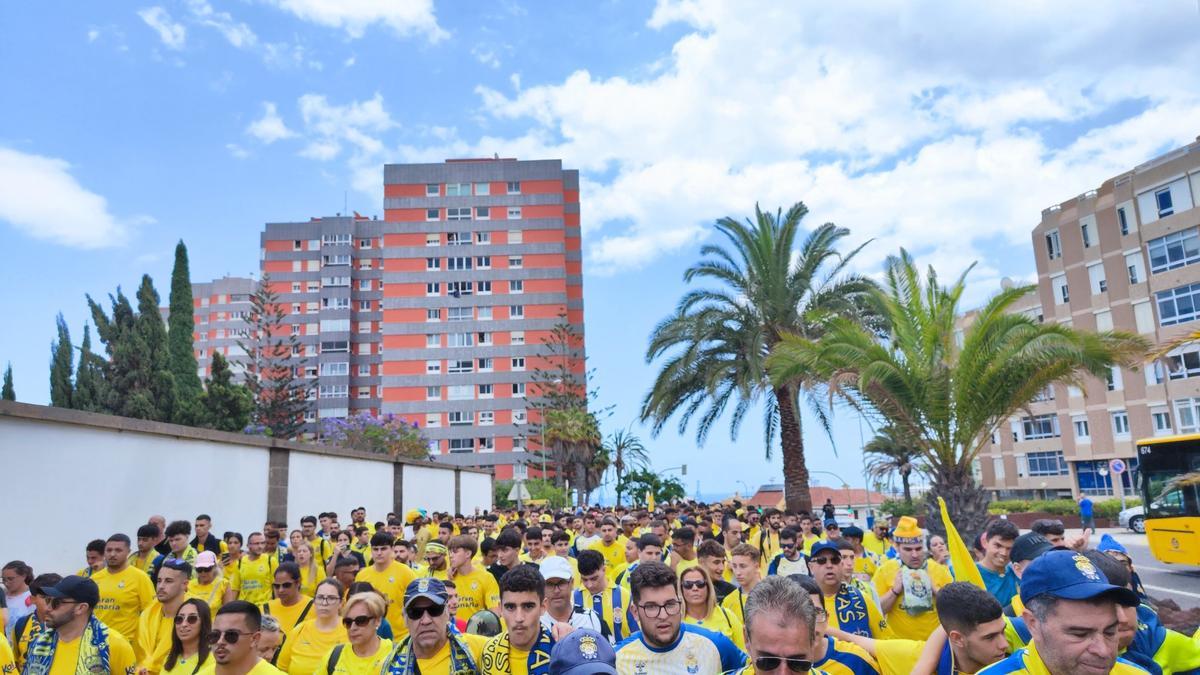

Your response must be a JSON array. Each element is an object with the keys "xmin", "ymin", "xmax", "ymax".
[
  {"xmin": 6, "ymin": 591, "xmax": 33, "ymax": 635},
  {"xmin": 541, "ymin": 606, "xmax": 609, "ymax": 643}
]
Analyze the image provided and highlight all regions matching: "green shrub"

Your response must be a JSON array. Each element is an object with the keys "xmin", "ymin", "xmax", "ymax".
[
  {"xmin": 986, "ymin": 497, "xmax": 1141, "ymax": 518},
  {"xmin": 1095, "ymin": 497, "xmax": 1140, "ymax": 519},
  {"xmin": 879, "ymin": 498, "xmax": 920, "ymax": 518}
]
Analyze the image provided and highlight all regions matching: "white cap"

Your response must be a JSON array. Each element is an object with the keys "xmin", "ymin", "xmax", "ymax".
[{"xmin": 539, "ymin": 556, "xmax": 573, "ymax": 581}]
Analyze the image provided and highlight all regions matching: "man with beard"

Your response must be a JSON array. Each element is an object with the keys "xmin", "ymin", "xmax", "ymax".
[
  {"xmin": 24, "ymin": 576, "xmax": 136, "ymax": 675},
  {"xmin": 377, "ymin": 578, "xmax": 487, "ymax": 674},
  {"xmin": 211, "ymin": 601, "xmax": 282, "ymax": 675}
]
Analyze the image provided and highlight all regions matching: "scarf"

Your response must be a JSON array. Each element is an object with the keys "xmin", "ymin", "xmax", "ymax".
[
  {"xmin": 898, "ymin": 561, "xmax": 935, "ymax": 615},
  {"xmin": 23, "ymin": 615, "xmax": 111, "ymax": 675},
  {"xmin": 480, "ymin": 627, "xmax": 553, "ymax": 675},
  {"xmin": 832, "ymin": 584, "xmax": 872, "ymax": 637},
  {"xmin": 383, "ymin": 628, "xmax": 478, "ymax": 675}
]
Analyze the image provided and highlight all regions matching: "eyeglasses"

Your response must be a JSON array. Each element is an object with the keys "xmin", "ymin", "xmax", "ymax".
[
  {"xmin": 753, "ymin": 656, "xmax": 813, "ymax": 672},
  {"xmin": 809, "ymin": 557, "xmax": 841, "ymax": 566},
  {"xmin": 680, "ymin": 580, "xmax": 708, "ymax": 590},
  {"xmin": 207, "ymin": 629, "xmax": 254, "ymax": 645},
  {"xmin": 272, "ymin": 582, "xmax": 295, "ymax": 590},
  {"xmin": 781, "ymin": 542, "xmax": 796, "ymax": 550},
  {"xmin": 314, "ymin": 595, "xmax": 340, "ymax": 605},
  {"xmin": 636, "ymin": 599, "xmax": 681, "ymax": 618},
  {"xmin": 174, "ymin": 614, "xmax": 200, "ymax": 625},
  {"xmin": 48, "ymin": 598, "xmax": 79, "ymax": 610},
  {"xmin": 342, "ymin": 615, "xmax": 374, "ymax": 628},
  {"xmin": 196, "ymin": 567, "xmax": 215, "ymax": 574},
  {"xmin": 405, "ymin": 604, "xmax": 446, "ymax": 621}
]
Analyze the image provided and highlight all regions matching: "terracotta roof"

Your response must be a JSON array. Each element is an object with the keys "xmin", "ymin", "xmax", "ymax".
[{"xmin": 744, "ymin": 485, "xmax": 887, "ymax": 509}]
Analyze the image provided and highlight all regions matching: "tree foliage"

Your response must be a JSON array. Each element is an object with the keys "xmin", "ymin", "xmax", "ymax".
[
  {"xmin": 604, "ymin": 428, "xmax": 649, "ymax": 507},
  {"xmin": 319, "ymin": 413, "xmax": 430, "ymax": 459},
  {"xmin": 72, "ymin": 324, "xmax": 106, "ymax": 412},
  {"xmin": 2, "ymin": 363, "xmax": 14, "ymax": 401},
  {"xmin": 641, "ymin": 204, "xmax": 877, "ymax": 513},
  {"xmin": 493, "ymin": 478, "xmax": 570, "ymax": 509},
  {"xmin": 168, "ymin": 240, "xmax": 202, "ymax": 423},
  {"xmin": 863, "ymin": 425, "xmax": 924, "ymax": 505},
  {"xmin": 237, "ymin": 275, "xmax": 312, "ymax": 439},
  {"xmin": 197, "ymin": 351, "xmax": 254, "ymax": 432},
  {"xmin": 49, "ymin": 313, "xmax": 74, "ymax": 408},
  {"xmin": 618, "ymin": 468, "xmax": 686, "ymax": 506},
  {"xmin": 87, "ymin": 278, "xmax": 176, "ymax": 421}
]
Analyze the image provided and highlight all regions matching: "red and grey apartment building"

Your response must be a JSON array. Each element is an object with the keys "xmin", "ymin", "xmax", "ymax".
[{"xmin": 247, "ymin": 158, "xmax": 584, "ymax": 479}]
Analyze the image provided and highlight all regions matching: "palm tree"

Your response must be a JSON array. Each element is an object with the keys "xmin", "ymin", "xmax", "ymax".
[
  {"xmin": 641, "ymin": 204, "xmax": 877, "ymax": 512},
  {"xmin": 605, "ymin": 428, "xmax": 650, "ymax": 506},
  {"xmin": 862, "ymin": 425, "xmax": 923, "ymax": 505},
  {"xmin": 768, "ymin": 250, "xmax": 1149, "ymax": 536},
  {"xmin": 542, "ymin": 406, "xmax": 602, "ymax": 506}
]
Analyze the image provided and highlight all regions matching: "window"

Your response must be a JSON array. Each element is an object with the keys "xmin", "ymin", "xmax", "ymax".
[
  {"xmin": 322, "ymin": 234, "xmax": 352, "ymax": 245},
  {"xmin": 512, "ymin": 382, "xmax": 526, "ymax": 396},
  {"xmin": 448, "ymin": 333, "xmax": 473, "ymax": 347},
  {"xmin": 1028, "ymin": 451, "xmax": 1069, "ymax": 476},
  {"xmin": 476, "ymin": 206, "xmax": 490, "ymax": 220},
  {"xmin": 1147, "ymin": 228, "xmax": 1200, "ymax": 274},
  {"xmin": 322, "ymin": 297, "xmax": 350, "ymax": 310},
  {"xmin": 293, "ymin": 239, "xmax": 303, "ymax": 251},
  {"xmin": 509, "ymin": 255, "xmax": 524, "ymax": 268},
  {"xmin": 358, "ymin": 260, "xmax": 373, "ymax": 270},
  {"xmin": 1175, "ymin": 398, "xmax": 1200, "ymax": 434},
  {"xmin": 1073, "ymin": 415, "xmax": 1090, "ymax": 441},
  {"xmin": 513, "ymin": 409, "xmax": 527, "ymax": 424},
  {"xmin": 1095, "ymin": 309, "xmax": 1113, "ymax": 332},
  {"xmin": 291, "ymin": 324, "xmax": 300, "ymax": 336},
  {"xmin": 359, "ymin": 238, "xmax": 372, "ymax": 249},
  {"xmin": 1151, "ymin": 407, "xmax": 1172, "ymax": 436},
  {"xmin": 1134, "ymin": 300, "xmax": 1155, "ymax": 334},
  {"xmin": 1081, "ymin": 221, "xmax": 1093, "ymax": 248},
  {"xmin": 473, "ymin": 182, "xmax": 490, "ymax": 196},
  {"xmin": 511, "ymin": 357, "xmax": 526, "ymax": 371},
  {"xmin": 359, "ymin": 279, "xmax": 372, "ymax": 291},
  {"xmin": 479, "ymin": 411, "xmax": 494, "ymax": 426},
  {"xmin": 507, "ymin": 207, "xmax": 522, "ymax": 219},
  {"xmin": 448, "ymin": 257, "xmax": 472, "ymax": 271},
  {"xmin": 426, "ymin": 257, "xmax": 441, "ymax": 270},
  {"xmin": 446, "ymin": 183, "xmax": 471, "ymax": 196},
  {"xmin": 426, "ymin": 333, "xmax": 443, "ymax": 348},
  {"xmin": 321, "ymin": 340, "xmax": 348, "ymax": 352},
  {"xmin": 426, "ymin": 386, "xmax": 441, "ymax": 401},
  {"xmin": 356, "ymin": 387, "xmax": 370, "ymax": 399},
  {"xmin": 1156, "ymin": 282, "xmax": 1200, "ymax": 326},
  {"xmin": 449, "ymin": 438, "xmax": 475, "ymax": 453},
  {"xmin": 448, "ymin": 359, "xmax": 473, "ymax": 374},
  {"xmin": 1117, "ymin": 207, "xmax": 1130, "ymax": 235},
  {"xmin": 357, "ymin": 363, "xmax": 370, "ymax": 376},
  {"xmin": 301, "ymin": 365, "xmax": 317, "ymax": 378},
  {"xmin": 1146, "ymin": 360, "xmax": 1166, "ymax": 386},
  {"xmin": 322, "ymin": 276, "xmax": 350, "ymax": 287},
  {"xmin": 1167, "ymin": 347, "xmax": 1200, "ymax": 380},
  {"xmin": 511, "ymin": 330, "xmax": 525, "ymax": 345},
  {"xmin": 306, "ymin": 301, "xmax": 319, "ymax": 314},
  {"xmin": 507, "ymin": 181, "xmax": 520, "ymax": 194},
  {"xmin": 292, "ymin": 282, "xmax": 302, "ymax": 293},
  {"xmin": 426, "ymin": 233, "xmax": 439, "ymax": 247},
  {"xmin": 1021, "ymin": 414, "xmax": 1060, "ymax": 440},
  {"xmin": 476, "ymin": 231, "xmax": 491, "ymax": 245},
  {"xmin": 478, "ymin": 437, "xmax": 495, "ymax": 452},
  {"xmin": 1111, "ymin": 410, "xmax": 1130, "ymax": 437},
  {"xmin": 1105, "ymin": 367, "xmax": 1123, "ymax": 391},
  {"xmin": 478, "ymin": 306, "xmax": 493, "ymax": 321},
  {"xmin": 425, "ymin": 413, "xmax": 441, "ymax": 428},
  {"xmin": 323, "ymin": 254, "xmax": 350, "ymax": 266},
  {"xmin": 447, "ymin": 385, "xmax": 472, "ymax": 400},
  {"xmin": 1045, "ymin": 230, "xmax": 1061, "ymax": 260},
  {"xmin": 477, "ymin": 256, "xmax": 491, "ymax": 269},
  {"xmin": 477, "ymin": 358, "xmax": 493, "ymax": 372},
  {"xmin": 1126, "ymin": 251, "xmax": 1144, "ymax": 284},
  {"xmin": 510, "ymin": 279, "xmax": 524, "ymax": 294},
  {"xmin": 1031, "ymin": 385, "xmax": 1054, "ymax": 402},
  {"xmin": 426, "ymin": 282, "xmax": 441, "ymax": 296},
  {"xmin": 320, "ymin": 362, "xmax": 349, "ymax": 376},
  {"xmin": 477, "ymin": 281, "xmax": 492, "ymax": 295},
  {"xmin": 447, "ymin": 207, "xmax": 472, "ymax": 221},
  {"xmin": 477, "ymin": 332, "xmax": 493, "ymax": 345},
  {"xmin": 479, "ymin": 384, "xmax": 493, "ymax": 398},
  {"xmin": 319, "ymin": 319, "xmax": 350, "ymax": 332},
  {"xmin": 426, "ymin": 360, "xmax": 440, "ymax": 374},
  {"xmin": 510, "ymin": 305, "xmax": 525, "ymax": 319},
  {"xmin": 447, "ymin": 232, "xmax": 471, "ymax": 246},
  {"xmin": 993, "ymin": 457, "xmax": 1005, "ymax": 481},
  {"xmin": 426, "ymin": 183, "xmax": 439, "ymax": 196},
  {"xmin": 319, "ymin": 385, "xmax": 348, "ymax": 399},
  {"xmin": 1156, "ymin": 187, "xmax": 1174, "ymax": 218},
  {"xmin": 449, "ymin": 411, "xmax": 474, "ymax": 426},
  {"xmin": 447, "ymin": 307, "xmax": 471, "ymax": 322},
  {"xmin": 1087, "ymin": 262, "xmax": 1106, "ymax": 294},
  {"xmin": 448, "ymin": 281, "xmax": 473, "ymax": 297}
]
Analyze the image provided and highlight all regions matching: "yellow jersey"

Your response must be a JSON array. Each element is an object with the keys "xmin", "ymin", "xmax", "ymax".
[
  {"xmin": 188, "ymin": 577, "xmax": 231, "ymax": 618},
  {"xmin": 298, "ymin": 564, "xmax": 325, "ymax": 598},
  {"xmin": 721, "ymin": 587, "xmax": 751, "ymax": 625},
  {"xmin": 574, "ymin": 586, "xmax": 637, "ymax": 642},
  {"xmin": 450, "ymin": 568, "xmax": 500, "ymax": 623},
  {"xmin": 418, "ymin": 633, "xmax": 487, "ymax": 674},
  {"xmin": 320, "ymin": 638, "xmax": 392, "ymax": 675},
  {"xmin": 354, "ymin": 562, "xmax": 416, "ymax": 641},
  {"xmin": 135, "ymin": 601, "xmax": 176, "ymax": 673},
  {"xmin": 93, "ymin": 566, "xmax": 155, "ymax": 645},
  {"xmin": 588, "ymin": 538, "xmax": 629, "ymax": 580},
  {"xmin": 48, "ymin": 629, "xmax": 136, "ymax": 675},
  {"xmin": 683, "ymin": 605, "xmax": 745, "ymax": 650},
  {"xmin": 161, "ymin": 653, "xmax": 215, "ymax": 675},
  {"xmin": 978, "ymin": 640, "xmax": 1147, "ymax": 675},
  {"xmin": 276, "ymin": 621, "xmax": 347, "ymax": 675},
  {"xmin": 872, "ymin": 559, "xmax": 953, "ymax": 641},
  {"xmin": 261, "ymin": 598, "xmax": 315, "ymax": 636},
  {"xmin": 236, "ymin": 555, "xmax": 276, "ymax": 605}
]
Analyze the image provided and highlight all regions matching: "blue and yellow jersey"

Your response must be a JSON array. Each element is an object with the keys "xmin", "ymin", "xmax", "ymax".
[
  {"xmin": 616, "ymin": 623, "xmax": 746, "ymax": 674},
  {"xmin": 1126, "ymin": 603, "xmax": 1200, "ymax": 675},
  {"xmin": 813, "ymin": 636, "xmax": 880, "ymax": 675},
  {"xmin": 823, "ymin": 585, "xmax": 891, "ymax": 639},
  {"xmin": 978, "ymin": 641, "xmax": 1149, "ymax": 675},
  {"xmin": 575, "ymin": 586, "xmax": 638, "ymax": 642},
  {"xmin": 683, "ymin": 605, "xmax": 745, "ymax": 650}
]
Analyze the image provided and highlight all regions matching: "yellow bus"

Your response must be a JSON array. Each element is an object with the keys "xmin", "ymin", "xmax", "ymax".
[{"xmin": 1135, "ymin": 434, "xmax": 1200, "ymax": 565}]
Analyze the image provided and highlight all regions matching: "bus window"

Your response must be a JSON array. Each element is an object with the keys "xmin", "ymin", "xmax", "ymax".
[{"xmin": 1146, "ymin": 472, "xmax": 1200, "ymax": 519}]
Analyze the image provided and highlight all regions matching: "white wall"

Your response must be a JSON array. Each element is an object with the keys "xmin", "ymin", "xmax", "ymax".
[
  {"xmin": 287, "ymin": 452, "xmax": 394, "ymax": 526},
  {"xmin": 460, "ymin": 471, "xmax": 493, "ymax": 514},
  {"xmin": 403, "ymin": 465, "xmax": 456, "ymax": 515}
]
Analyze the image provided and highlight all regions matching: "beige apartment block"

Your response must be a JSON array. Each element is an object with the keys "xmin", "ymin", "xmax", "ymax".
[{"xmin": 971, "ymin": 136, "xmax": 1200, "ymax": 500}]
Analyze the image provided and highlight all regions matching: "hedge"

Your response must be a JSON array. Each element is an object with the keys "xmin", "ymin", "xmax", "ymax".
[{"xmin": 987, "ymin": 497, "xmax": 1140, "ymax": 518}]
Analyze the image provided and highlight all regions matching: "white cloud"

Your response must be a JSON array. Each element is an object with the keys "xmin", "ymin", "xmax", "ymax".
[
  {"xmin": 137, "ymin": 6, "xmax": 186, "ymax": 50},
  {"xmin": 185, "ymin": 0, "xmax": 257, "ymax": 48},
  {"xmin": 226, "ymin": 143, "xmax": 250, "ymax": 159},
  {"xmin": 471, "ymin": 45, "xmax": 500, "ymax": 69},
  {"xmin": 246, "ymin": 102, "xmax": 296, "ymax": 144},
  {"xmin": 87, "ymin": 28, "xmax": 100, "ymax": 42},
  {"xmin": 264, "ymin": 0, "xmax": 447, "ymax": 42},
  {"xmin": 343, "ymin": 55, "xmax": 356, "ymax": 68},
  {"xmin": 0, "ymin": 147, "xmax": 149, "ymax": 249}
]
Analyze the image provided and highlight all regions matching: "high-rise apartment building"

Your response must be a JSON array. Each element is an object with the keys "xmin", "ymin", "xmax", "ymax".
[
  {"xmin": 977, "ymin": 136, "xmax": 1200, "ymax": 500},
  {"xmin": 256, "ymin": 159, "xmax": 583, "ymax": 478},
  {"xmin": 190, "ymin": 276, "xmax": 256, "ymax": 381}
]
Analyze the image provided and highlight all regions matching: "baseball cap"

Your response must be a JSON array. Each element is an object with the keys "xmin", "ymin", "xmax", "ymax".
[
  {"xmin": 403, "ymin": 577, "xmax": 448, "ymax": 609},
  {"xmin": 549, "ymin": 628, "xmax": 617, "ymax": 675},
  {"xmin": 42, "ymin": 575, "xmax": 100, "ymax": 609},
  {"xmin": 195, "ymin": 551, "xmax": 219, "ymax": 569},
  {"xmin": 539, "ymin": 556, "xmax": 573, "ymax": 582},
  {"xmin": 809, "ymin": 541, "xmax": 841, "ymax": 559},
  {"xmin": 1018, "ymin": 549, "xmax": 1138, "ymax": 606},
  {"xmin": 1009, "ymin": 533, "xmax": 1053, "ymax": 564},
  {"xmin": 842, "ymin": 526, "xmax": 864, "ymax": 539},
  {"xmin": 824, "ymin": 519, "xmax": 839, "ymax": 529}
]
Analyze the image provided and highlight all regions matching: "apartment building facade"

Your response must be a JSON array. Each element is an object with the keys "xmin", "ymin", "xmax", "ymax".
[
  {"xmin": 253, "ymin": 159, "xmax": 583, "ymax": 478},
  {"xmin": 977, "ymin": 136, "xmax": 1200, "ymax": 500},
  {"xmin": 191, "ymin": 276, "xmax": 256, "ymax": 381}
]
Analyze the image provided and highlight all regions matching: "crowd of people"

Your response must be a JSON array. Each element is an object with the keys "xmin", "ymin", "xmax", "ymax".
[{"xmin": 1, "ymin": 498, "xmax": 1197, "ymax": 675}]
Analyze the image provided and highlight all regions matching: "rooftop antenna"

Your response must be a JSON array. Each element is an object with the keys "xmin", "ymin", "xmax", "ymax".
[{"xmin": 344, "ymin": 191, "xmax": 348, "ymax": 215}]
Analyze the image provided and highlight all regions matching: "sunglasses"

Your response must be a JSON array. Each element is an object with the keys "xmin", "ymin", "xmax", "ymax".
[
  {"xmin": 405, "ymin": 604, "xmax": 446, "ymax": 621},
  {"xmin": 272, "ymin": 582, "xmax": 295, "ymax": 590},
  {"xmin": 174, "ymin": 614, "xmax": 200, "ymax": 625},
  {"xmin": 196, "ymin": 567, "xmax": 215, "ymax": 574},
  {"xmin": 48, "ymin": 598, "xmax": 79, "ymax": 610},
  {"xmin": 810, "ymin": 557, "xmax": 841, "ymax": 566},
  {"xmin": 681, "ymin": 580, "xmax": 708, "ymax": 590},
  {"xmin": 342, "ymin": 615, "xmax": 374, "ymax": 628},
  {"xmin": 754, "ymin": 656, "xmax": 813, "ymax": 672},
  {"xmin": 207, "ymin": 629, "xmax": 253, "ymax": 645}
]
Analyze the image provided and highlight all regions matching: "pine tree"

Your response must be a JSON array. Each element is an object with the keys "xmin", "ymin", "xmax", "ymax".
[
  {"xmin": 49, "ymin": 313, "xmax": 74, "ymax": 408},
  {"xmin": 237, "ymin": 275, "xmax": 312, "ymax": 439},
  {"xmin": 2, "ymin": 363, "xmax": 15, "ymax": 401},
  {"xmin": 168, "ymin": 240, "xmax": 202, "ymax": 423},
  {"xmin": 88, "ymin": 288, "xmax": 136, "ymax": 416},
  {"xmin": 198, "ymin": 351, "xmax": 254, "ymax": 432},
  {"xmin": 88, "ymin": 278, "xmax": 176, "ymax": 421},
  {"xmin": 72, "ymin": 323, "xmax": 105, "ymax": 412}
]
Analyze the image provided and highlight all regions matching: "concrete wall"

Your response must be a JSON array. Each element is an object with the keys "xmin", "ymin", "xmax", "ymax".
[{"xmin": 0, "ymin": 402, "xmax": 492, "ymax": 574}]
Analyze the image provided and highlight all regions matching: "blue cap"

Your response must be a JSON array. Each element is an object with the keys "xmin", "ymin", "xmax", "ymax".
[
  {"xmin": 549, "ymin": 628, "xmax": 616, "ymax": 674},
  {"xmin": 1018, "ymin": 550, "xmax": 1138, "ymax": 606},
  {"xmin": 808, "ymin": 541, "xmax": 841, "ymax": 559},
  {"xmin": 842, "ymin": 526, "xmax": 864, "ymax": 539},
  {"xmin": 403, "ymin": 577, "xmax": 448, "ymax": 609},
  {"xmin": 1096, "ymin": 534, "xmax": 1129, "ymax": 555}
]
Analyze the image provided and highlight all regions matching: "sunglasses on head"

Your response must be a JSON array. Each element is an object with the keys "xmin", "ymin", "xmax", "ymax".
[
  {"xmin": 207, "ymin": 629, "xmax": 253, "ymax": 645},
  {"xmin": 754, "ymin": 656, "xmax": 813, "ymax": 672},
  {"xmin": 174, "ymin": 614, "xmax": 200, "ymax": 625},
  {"xmin": 405, "ymin": 603, "xmax": 446, "ymax": 621},
  {"xmin": 342, "ymin": 615, "xmax": 374, "ymax": 628}
]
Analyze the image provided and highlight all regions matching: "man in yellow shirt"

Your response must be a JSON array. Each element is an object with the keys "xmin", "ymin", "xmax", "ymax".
[
  {"xmin": 588, "ymin": 518, "xmax": 627, "ymax": 580},
  {"xmin": 379, "ymin": 578, "xmax": 486, "ymax": 673},
  {"xmin": 300, "ymin": 516, "xmax": 334, "ymax": 568},
  {"xmin": 32, "ymin": 576, "xmax": 137, "ymax": 675},
  {"xmin": 129, "ymin": 525, "xmax": 162, "ymax": 576},
  {"xmin": 668, "ymin": 527, "xmax": 700, "ymax": 574},
  {"xmin": 754, "ymin": 509, "xmax": 783, "ymax": 571},
  {"xmin": 872, "ymin": 516, "xmax": 952, "ymax": 641},
  {"xmin": 808, "ymin": 541, "xmax": 890, "ymax": 640},
  {"xmin": 136, "ymin": 558, "xmax": 191, "ymax": 673},
  {"xmin": 235, "ymin": 533, "xmax": 275, "ymax": 605},
  {"xmin": 422, "ymin": 543, "xmax": 450, "ymax": 580},
  {"xmin": 209, "ymin": 601, "xmax": 283, "ymax": 675},
  {"xmin": 354, "ymin": 532, "xmax": 416, "ymax": 641},
  {"xmin": 482, "ymin": 566, "xmax": 554, "ymax": 675},
  {"xmin": 93, "ymin": 533, "xmax": 155, "ymax": 646},
  {"xmin": 721, "ymin": 543, "xmax": 761, "ymax": 624},
  {"xmin": 862, "ymin": 521, "xmax": 891, "ymax": 559},
  {"xmin": 446, "ymin": 535, "xmax": 500, "ymax": 623}
]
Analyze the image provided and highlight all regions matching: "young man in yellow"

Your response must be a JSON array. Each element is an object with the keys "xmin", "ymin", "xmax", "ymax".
[
  {"xmin": 721, "ymin": 543, "xmax": 761, "ymax": 624},
  {"xmin": 575, "ymin": 551, "xmax": 638, "ymax": 643},
  {"xmin": 235, "ymin": 533, "xmax": 275, "ymax": 605},
  {"xmin": 93, "ymin": 534, "xmax": 155, "ymax": 646},
  {"xmin": 260, "ymin": 563, "xmax": 314, "ymax": 638},
  {"xmin": 445, "ymin": 535, "xmax": 500, "ymax": 624},
  {"xmin": 862, "ymin": 521, "xmax": 892, "ymax": 559},
  {"xmin": 13, "ymin": 574, "xmax": 59, "ymax": 672},
  {"xmin": 299, "ymin": 517, "xmax": 335, "ymax": 568},
  {"xmin": 667, "ymin": 527, "xmax": 701, "ymax": 575},
  {"xmin": 587, "ymin": 518, "xmax": 628, "ymax": 581},
  {"xmin": 208, "ymin": 601, "xmax": 283, "ymax": 675},
  {"xmin": 421, "ymin": 543, "xmax": 450, "ymax": 580},
  {"xmin": 354, "ymin": 532, "xmax": 416, "ymax": 641},
  {"xmin": 482, "ymin": 566, "xmax": 555, "ymax": 675},
  {"xmin": 753, "ymin": 509, "xmax": 783, "ymax": 573},
  {"xmin": 807, "ymin": 542, "xmax": 890, "ymax": 640},
  {"xmin": 29, "ymin": 576, "xmax": 137, "ymax": 675},
  {"xmin": 189, "ymin": 552, "xmax": 234, "ymax": 618},
  {"xmin": 520, "ymin": 528, "xmax": 550, "ymax": 565},
  {"xmin": 130, "ymin": 524, "xmax": 163, "ymax": 576},
  {"xmin": 137, "ymin": 559, "xmax": 192, "ymax": 673},
  {"xmin": 871, "ymin": 516, "xmax": 952, "ymax": 641}
]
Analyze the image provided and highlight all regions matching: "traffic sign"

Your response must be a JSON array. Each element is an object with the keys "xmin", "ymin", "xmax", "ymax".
[
  {"xmin": 1109, "ymin": 459, "xmax": 1126, "ymax": 475},
  {"xmin": 508, "ymin": 481, "xmax": 531, "ymax": 502}
]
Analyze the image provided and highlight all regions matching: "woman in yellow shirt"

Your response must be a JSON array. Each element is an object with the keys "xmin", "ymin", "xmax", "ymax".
[
  {"xmin": 294, "ymin": 542, "xmax": 325, "ymax": 598},
  {"xmin": 162, "ymin": 598, "xmax": 215, "ymax": 675},
  {"xmin": 276, "ymin": 578, "xmax": 347, "ymax": 675},
  {"xmin": 319, "ymin": 591, "xmax": 392, "ymax": 675},
  {"xmin": 679, "ymin": 566, "xmax": 745, "ymax": 650}
]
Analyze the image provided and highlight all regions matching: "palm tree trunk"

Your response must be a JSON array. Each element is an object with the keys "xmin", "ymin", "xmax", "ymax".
[
  {"xmin": 925, "ymin": 463, "xmax": 991, "ymax": 542},
  {"xmin": 615, "ymin": 463, "xmax": 624, "ymax": 508},
  {"xmin": 901, "ymin": 468, "xmax": 913, "ymax": 505},
  {"xmin": 776, "ymin": 384, "xmax": 812, "ymax": 513}
]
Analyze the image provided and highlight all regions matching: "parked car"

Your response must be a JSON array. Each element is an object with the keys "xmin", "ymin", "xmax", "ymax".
[{"xmin": 1119, "ymin": 505, "xmax": 1145, "ymax": 534}]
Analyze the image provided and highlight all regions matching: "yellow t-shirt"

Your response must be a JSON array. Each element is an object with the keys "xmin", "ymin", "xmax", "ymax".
[
  {"xmin": 298, "ymin": 564, "xmax": 325, "ymax": 598},
  {"xmin": 450, "ymin": 568, "xmax": 500, "ymax": 622},
  {"xmin": 417, "ymin": 633, "xmax": 488, "ymax": 673},
  {"xmin": 674, "ymin": 557, "xmax": 700, "ymax": 575},
  {"xmin": 588, "ymin": 538, "xmax": 628, "ymax": 580},
  {"xmin": 247, "ymin": 659, "xmax": 285, "ymax": 675},
  {"xmin": 480, "ymin": 635, "xmax": 530, "ymax": 675},
  {"xmin": 862, "ymin": 532, "xmax": 888, "ymax": 558},
  {"xmin": 262, "ymin": 599, "xmax": 315, "ymax": 636},
  {"xmin": 721, "ymin": 587, "xmax": 749, "ymax": 625},
  {"xmin": 161, "ymin": 652, "xmax": 215, "ymax": 675},
  {"xmin": 683, "ymin": 606, "xmax": 745, "ymax": 650},
  {"xmin": 136, "ymin": 601, "xmax": 176, "ymax": 673},
  {"xmin": 822, "ymin": 587, "xmax": 891, "ymax": 639},
  {"xmin": 188, "ymin": 577, "xmax": 231, "ymax": 618},
  {"xmin": 93, "ymin": 566, "xmax": 156, "ymax": 645},
  {"xmin": 874, "ymin": 638, "xmax": 926, "ymax": 675},
  {"xmin": 872, "ymin": 559, "xmax": 954, "ymax": 641},
  {"xmin": 49, "ymin": 629, "xmax": 137, "ymax": 675},
  {"xmin": 14, "ymin": 611, "xmax": 43, "ymax": 671},
  {"xmin": 354, "ymin": 562, "xmax": 416, "ymax": 641},
  {"xmin": 276, "ymin": 621, "xmax": 347, "ymax": 675},
  {"xmin": 237, "ymin": 555, "xmax": 276, "ymax": 605},
  {"xmin": 321, "ymin": 638, "xmax": 392, "ymax": 675},
  {"xmin": 0, "ymin": 634, "xmax": 15, "ymax": 675}
]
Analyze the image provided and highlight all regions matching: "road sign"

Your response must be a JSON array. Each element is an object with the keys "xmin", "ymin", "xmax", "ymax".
[
  {"xmin": 513, "ymin": 463, "xmax": 528, "ymax": 480},
  {"xmin": 1109, "ymin": 459, "xmax": 1126, "ymax": 475},
  {"xmin": 508, "ymin": 481, "xmax": 531, "ymax": 502}
]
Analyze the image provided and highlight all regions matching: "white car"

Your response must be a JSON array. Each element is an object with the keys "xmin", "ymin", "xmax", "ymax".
[{"xmin": 1118, "ymin": 505, "xmax": 1145, "ymax": 534}]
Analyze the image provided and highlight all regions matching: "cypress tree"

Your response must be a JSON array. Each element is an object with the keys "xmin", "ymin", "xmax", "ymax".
[
  {"xmin": 168, "ymin": 240, "xmax": 202, "ymax": 423},
  {"xmin": 133, "ymin": 274, "xmax": 176, "ymax": 422},
  {"xmin": 72, "ymin": 323, "xmax": 105, "ymax": 412},
  {"xmin": 49, "ymin": 313, "xmax": 73, "ymax": 408},
  {"xmin": 238, "ymin": 274, "xmax": 312, "ymax": 439},
  {"xmin": 199, "ymin": 351, "xmax": 253, "ymax": 432},
  {"xmin": 88, "ymin": 278, "xmax": 175, "ymax": 421},
  {"xmin": 88, "ymin": 288, "xmax": 136, "ymax": 416},
  {"xmin": 2, "ymin": 363, "xmax": 14, "ymax": 401}
]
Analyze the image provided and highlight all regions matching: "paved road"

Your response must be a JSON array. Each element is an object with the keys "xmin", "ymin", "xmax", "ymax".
[{"xmin": 1101, "ymin": 528, "xmax": 1200, "ymax": 609}]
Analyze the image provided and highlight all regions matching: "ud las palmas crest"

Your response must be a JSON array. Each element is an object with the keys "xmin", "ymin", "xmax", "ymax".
[{"xmin": 579, "ymin": 634, "xmax": 599, "ymax": 660}]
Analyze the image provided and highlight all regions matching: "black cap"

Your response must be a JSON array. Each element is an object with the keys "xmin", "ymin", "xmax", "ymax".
[
  {"xmin": 1010, "ymin": 532, "xmax": 1053, "ymax": 563},
  {"xmin": 42, "ymin": 575, "xmax": 100, "ymax": 609}
]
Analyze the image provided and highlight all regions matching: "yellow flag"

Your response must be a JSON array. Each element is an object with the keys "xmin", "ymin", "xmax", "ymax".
[
  {"xmin": 647, "ymin": 490, "xmax": 655, "ymax": 513},
  {"xmin": 939, "ymin": 496, "xmax": 986, "ymax": 590}
]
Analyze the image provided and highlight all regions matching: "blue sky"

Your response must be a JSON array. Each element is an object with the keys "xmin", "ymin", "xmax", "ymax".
[{"xmin": 3, "ymin": 1, "xmax": 1200, "ymax": 501}]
